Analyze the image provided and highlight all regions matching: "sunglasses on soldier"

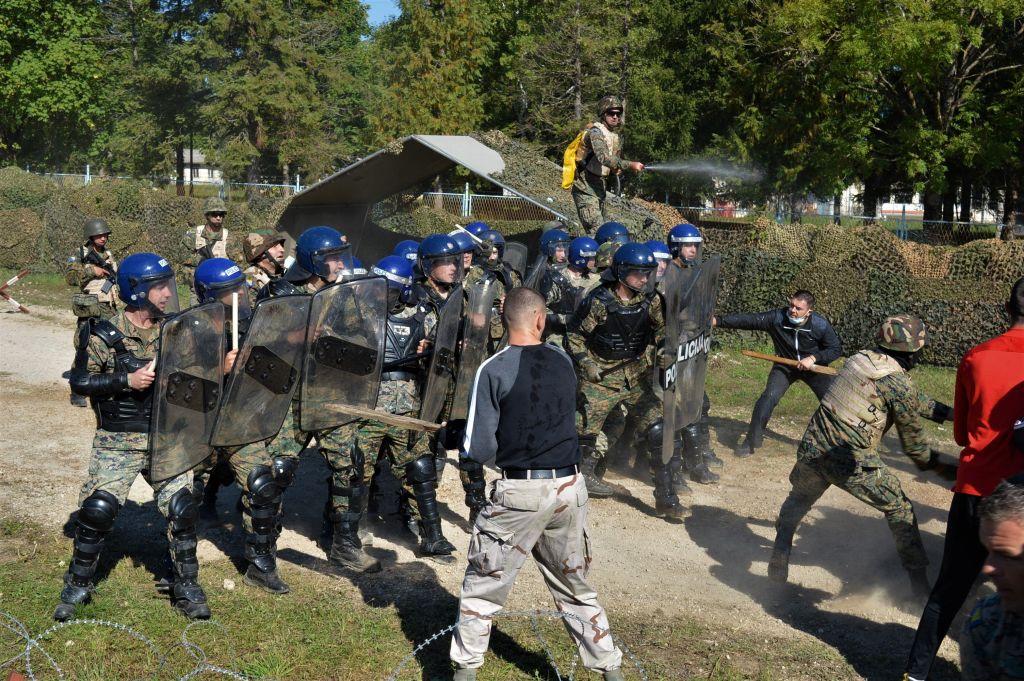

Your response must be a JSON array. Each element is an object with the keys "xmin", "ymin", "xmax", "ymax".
[{"xmin": 605, "ymin": 110, "xmax": 623, "ymax": 118}]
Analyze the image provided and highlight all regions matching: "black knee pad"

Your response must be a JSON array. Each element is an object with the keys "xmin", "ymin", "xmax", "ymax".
[
  {"xmin": 405, "ymin": 456, "xmax": 437, "ymax": 485},
  {"xmin": 643, "ymin": 420, "xmax": 664, "ymax": 449},
  {"xmin": 247, "ymin": 465, "xmax": 281, "ymax": 506},
  {"xmin": 79, "ymin": 490, "xmax": 119, "ymax": 532},
  {"xmin": 271, "ymin": 456, "xmax": 297, "ymax": 489},
  {"xmin": 168, "ymin": 487, "xmax": 198, "ymax": 523}
]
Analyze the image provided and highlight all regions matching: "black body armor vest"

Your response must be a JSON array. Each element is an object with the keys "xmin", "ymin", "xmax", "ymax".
[
  {"xmin": 383, "ymin": 307, "xmax": 427, "ymax": 380},
  {"xmin": 90, "ymin": 320, "xmax": 154, "ymax": 432},
  {"xmin": 585, "ymin": 286, "xmax": 654, "ymax": 361}
]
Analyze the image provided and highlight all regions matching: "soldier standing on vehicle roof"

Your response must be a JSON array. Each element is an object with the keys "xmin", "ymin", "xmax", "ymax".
[
  {"xmin": 571, "ymin": 97, "xmax": 645, "ymax": 233},
  {"xmin": 65, "ymin": 219, "xmax": 120, "ymax": 407},
  {"xmin": 184, "ymin": 197, "xmax": 230, "ymax": 305},
  {"xmin": 767, "ymin": 315, "xmax": 956, "ymax": 599},
  {"xmin": 566, "ymin": 243, "xmax": 687, "ymax": 520},
  {"xmin": 56, "ymin": 253, "xmax": 212, "ymax": 621}
]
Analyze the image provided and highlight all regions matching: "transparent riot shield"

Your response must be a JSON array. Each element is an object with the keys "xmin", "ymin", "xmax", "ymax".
[
  {"xmin": 420, "ymin": 284, "xmax": 464, "ymax": 424},
  {"xmin": 210, "ymin": 295, "xmax": 311, "ymax": 448},
  {"xmin": 450, "ymin": 277, "xmax": 500, "ymax": 421},
  {"xmin": 659, "ymin": 256, "xmax": 721, "ymax": 464},
  {"xmin": 300, "ymin": 277, "xmax": 386, "ymax": 432},
  {"xmin": 503, "ymin": 242, "xmax": 529, "ymax": 281},
  {"xmin": 524, "ymin": 255, "xmax": 547, "ymax": 290},
  {"xmin": 149, "ymin": 302, "xmax": 225, "ymax": 482}
]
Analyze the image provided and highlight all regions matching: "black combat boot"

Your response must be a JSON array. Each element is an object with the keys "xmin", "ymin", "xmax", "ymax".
[
  {"xmin": 681, "ymin": 427, "xmax": 719, "ymax": 484},
  {"xmin": 406, "ymin": 457, "xmax": 456, "ymax": 562},
  {"xmin": 243, "ymin": 467, "xmax": 290, "ymax": 594},
  {"xmin": 698, "ymin": 417, "xmax": 724, "ymax": 468},
  {"xmin": 768, "ymin": 523, "xmax": 795, "ymax": 583},
  {"xmin": 579, "ymin": 446, "xmax": 613, "ymax": 498},
  {"xmin": 329, "ymin": 504, "xmax": 382, "ymax": 574},
  {"xmin": 54, "ymin": 490, "xmax": 119, "ymax": 621},
  {"xmin": 460, "ymin": 458, "xmax": 487, "ymax": 525},
  {"xmin": 666, "ymin": 451, "xmax": 692, "ymax": 495},
  {"xmin": 165, "ymin": 489, "xmax": 211, "ymax": 619},
  {"xmin": 652, "ymin": 463, "xmax": 689, "ymax": 521}
]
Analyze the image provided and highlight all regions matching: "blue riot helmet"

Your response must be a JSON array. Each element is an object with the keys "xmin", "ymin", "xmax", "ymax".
[
  {"xmin": 479, "ymin": 229, "xmax": 505, "ymax": 259},
  {"xmin": 645, "ymin": 240, "xmax": 672, "ymax": 280},
  {"xmin": 596, "ymin": 221, "xmax": 630, "ymax": 246},
  {"xmin": 667, "ymin": 223, "xmax": 703, "ymax": 264},
  {"xmin": 373, "ymin": 255, "xmax": 415, "ymax": 306},
  {"xmin": 448, "ymin": 230, "xmax": 475, "ymax": 254},
  {"xmin": 464, "ymin": 221, "xmax": 489, "ymax": 237},
  {"xmin": 418, "ymin": 234, "xmax": 463, "ymax": 287},
  {"xmin": 339, "ymin": 255, "xmax": 370, "ymax": 282},
  {"xmin": 540, "ymin": 229, "xmax": 572, "ymax": 263},
  {"xmin": 194, "ymin": 257, "xmax": 252, "ymax": 318},
  {"xmin": 117, "ymin": 252, "xmax": 179, "ymax": 316},
  {"xmin": 296, "ymin": 226, "xmax": 351, "ymax": 282},
  {"xmin": 612, "ymin": 242, "xmax": 657, "ymax": 293},
  {"xmin": 393, "ymin": 239, "xmax": 420, "ymax": 262},
  {"xmin": 568, "ymin": 236, "xmax": 599, "ymax": 271}
]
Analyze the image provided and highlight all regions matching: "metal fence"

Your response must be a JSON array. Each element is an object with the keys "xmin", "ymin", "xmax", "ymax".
[{"xmin": 419, "ymin": 189, "xmax": 554, "ymax": 222}]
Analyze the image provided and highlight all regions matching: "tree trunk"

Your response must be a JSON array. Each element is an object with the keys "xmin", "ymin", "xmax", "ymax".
[
  {"xmin": 959, "ymin": 177, "xmax": 972, "ymax": 223},
  {"xmin": 862, "ymin": 177, "xmax": 881, "ymax": 218},
  {"xmin": 283, "ymin": 163, "xmax": 291, "ymax": 196},
  {"xmin": 175, "ymin": 143, "xmax": 185, "ymax": 196},
  {"xmin": 942, "ymin": 186, "xmax": 956, "ymax": 223},
  {"xmin": 1003, "ymin": 175, "xmax": 1020, "ymax": 241},
  {"xmin": 922, "ymin": 190, "xmax": 942, "ymax": 221},
  {"xmin": 832, "ymin": 194, "xmax": 841, "ymax": 225},
  {"xmin": 572, "ymin": 0, "xmax": 583, "ymax": 123}
]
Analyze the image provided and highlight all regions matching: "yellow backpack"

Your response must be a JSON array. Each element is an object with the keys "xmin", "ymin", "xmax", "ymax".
[{"xmin": 562, "ymin": 123, "xmax": 595, "ymax": 190}]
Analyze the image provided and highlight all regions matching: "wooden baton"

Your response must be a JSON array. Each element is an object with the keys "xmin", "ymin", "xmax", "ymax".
[
  {"xmin": 326, "ymin": 403, "xmax": 442, "ymax": 432},
  {"xmin": 741, "ymin": 349, "xmax": 838, "ymax": 376}
]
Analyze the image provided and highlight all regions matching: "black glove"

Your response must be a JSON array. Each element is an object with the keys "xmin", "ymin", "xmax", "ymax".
[
  {"xmin": 438, "ymin": 419, "xmax": 467, "ymax": 451},
  {"xmin": 459, "ymin": 457, "xmax": 487, "ymax": 520},
  {"xmin": 918, "ymin": 450, "xmax": 958, "ymax": 482},
  {"xmin": 929, "ymin": 401, "xmax": 954, "ymax": 423}
]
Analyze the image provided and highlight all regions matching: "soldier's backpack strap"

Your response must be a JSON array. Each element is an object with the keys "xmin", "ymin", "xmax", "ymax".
[
  {"xmin": 69, "ymin": 319, "xmax": 132, "ymax": 397},
  {"xmin": 91, "ymin": 319, "xmax": 129, "ymax": 354}
]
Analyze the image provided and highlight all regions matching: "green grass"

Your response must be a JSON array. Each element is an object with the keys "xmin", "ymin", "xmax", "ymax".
[
  {"xmin": 0, "ymin": 267, "xmax": 70, "ymax": 311},
  {"xmin": 0, "ymin": 518, "xmax": 852, "ymax": 680}
]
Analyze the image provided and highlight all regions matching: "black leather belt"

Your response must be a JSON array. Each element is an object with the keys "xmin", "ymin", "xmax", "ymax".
[
  {"xmin": 381, "ymin": 371, "xmax": 417, "ymax": 382},
  {"xmin": 502, "ymin": 465, "xmax": 579, "ymax": 480}
]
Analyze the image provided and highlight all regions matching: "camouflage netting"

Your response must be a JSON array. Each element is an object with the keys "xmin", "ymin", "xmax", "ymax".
[
  {"xmin": 4, "ymin": 144, "xmax": 1022, "ymax": 366},
  {"xmin": 0, "ymin": 168, "xmax": 290, "ymax": 272}
]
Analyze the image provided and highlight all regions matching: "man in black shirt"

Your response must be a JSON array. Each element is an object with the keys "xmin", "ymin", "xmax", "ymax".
[
  {"xmin": 713, "ymin": 290, "xmax": 841, "ymax": 458},
  {"xmin": 450, "ymin": 287, "xmax": 624, "ymax": 681}
]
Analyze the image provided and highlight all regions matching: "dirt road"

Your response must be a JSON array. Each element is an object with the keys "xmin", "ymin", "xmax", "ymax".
[{"xmin": 0, "ymin": 308, "xmax": 973, "ymax": 679}]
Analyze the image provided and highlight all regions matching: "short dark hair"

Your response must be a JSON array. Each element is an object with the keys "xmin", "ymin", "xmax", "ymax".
[
  {"xmin": 979, "ymin": 478, "xmax": 1024, "ymax": 526},
  {"xmin": 503, "ymin": 287, "xmax": 545, "ymax": 329},
  {"xmin": 791, "ymin": 289, "xmax": 815, "ymax": 308},
  {"xmin": 1009, "ymin": 277, "xmax": 1024, "ymax": 323}
]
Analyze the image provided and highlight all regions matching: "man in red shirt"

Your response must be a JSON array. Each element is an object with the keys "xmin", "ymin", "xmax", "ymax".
[{"xmin": 905, "ymin": 277, "xmax": 1024, "ymax": 680}]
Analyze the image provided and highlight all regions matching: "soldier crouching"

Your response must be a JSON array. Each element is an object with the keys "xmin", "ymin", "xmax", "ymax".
[{"xmin": 56, "ymin": 253, "xmax": 211, "ymax": 621}]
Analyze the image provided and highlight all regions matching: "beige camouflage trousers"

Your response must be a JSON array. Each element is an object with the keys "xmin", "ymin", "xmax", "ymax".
[
  {"xmin": 450, "ymin": 473, "xmax": 622, "ymax": 672},
  {"xmin": 79, "ymin": 430, "xmax": 191, "ymax": 517}
]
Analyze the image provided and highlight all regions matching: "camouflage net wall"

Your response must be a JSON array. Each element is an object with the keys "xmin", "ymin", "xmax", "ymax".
[
  {"xmin": 0, "ymin": 166, "xmax": 290, "ymax": 272},
  {"xmin": 4, "ymin": 151, "xmax": 1022, "ymax": 366}
]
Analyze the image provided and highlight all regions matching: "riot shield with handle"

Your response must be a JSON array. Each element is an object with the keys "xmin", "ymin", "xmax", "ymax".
[
  {"xmin": 659, "ymin": 256, "xmax": 721, "ymax": 464},
  {"xmin": 149, "ymin": 302, "xmax": 225, "ymax": 482},
  {"xmin": 420, "ymin": 283, "xmax": 464, "ymax": 424},
  {"xmin": 210, "ymin": 294, "xmax": 311, "ymax": 448},
  {"xmin": 524, "ymin": 256, "xmax": 548, "ymax": 290},
  {"xmin": 503, "ymin": 241, "xmax": 529, "ymax": 282},
  {"xmin": 300, "ymin": 277, "xmax": 386, "ymax": 432},
  {"xmin": 449, "ymin": 277, "xmax": 500, "ymax": 421}
]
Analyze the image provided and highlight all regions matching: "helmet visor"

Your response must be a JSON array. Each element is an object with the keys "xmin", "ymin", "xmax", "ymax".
[
  {"xmin": 312, "ymin": 245, "xmax": 353, "ymax": 282},
  {"xmin": 206, "ymin": 281, "xmax": 252, "ymax": 320},
  {"xmin": 140, "ymin": 272, "xmax": 180, "ymax": 317},
  {"xmin": 425, "ymin": 254, "xmax": 464, "ymax": 285}
]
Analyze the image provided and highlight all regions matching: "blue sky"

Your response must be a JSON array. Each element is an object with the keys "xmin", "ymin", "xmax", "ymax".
[{"xmin": 365, "ymin": 0, "xmax": 399, "ymax": 26}]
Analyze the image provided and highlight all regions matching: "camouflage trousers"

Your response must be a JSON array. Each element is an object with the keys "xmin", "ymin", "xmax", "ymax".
[
  {"xmin": 450, "ymin": 473, "xmax": 622, "ymax": 672},
  {"xmin": 576, "ymin": 379, "xmax": 660, "ymax": 459},
  {"xmin": 265, "ymin": 403, "xmax": 308, "ymax": 463},
  {"xmin": 78, "ymin": 430, "xmax": 190, "ymax": 518},
  {"xmin": 776, "ymin": 452, "xmax": 927, "ymax": 571},
  {"xmin": 332, "ymin": 418, "xmax": 434, "ymax": 519},
  {"xmin": 571, "ymin": 172, "xmax": 608, "ymax": 234},
  {"xmin": 194, "ymin": 441, "xmax": 275, "ymax": 534}
]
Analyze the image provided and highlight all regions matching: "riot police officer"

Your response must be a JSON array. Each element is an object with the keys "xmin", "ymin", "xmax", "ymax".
[
  {"xmin": 57, "ymin": 253, "xmax": 212, "ymax": 620},
  {"xmin": 566, "ymin": 243, "xmax": 686, "ymax": 519},
  {"xmin": 596, "ymin": 221, "xmax": 631, "ymax": 247},
  {"xmin": 191, "ymin": 258, "xmax": 294, "ymax": 593},
  {"xmin": 666, "ymin": 224, "xmax": 724, "ymax": 483},
  {"xmin": 536, "ymin": 229, "xmax": 575, "ymax": 344},
  {"xmin": 350, "ymin": 255, "xmax": 457, "ymax": 560},
  {"xmin": 448, "ymin": 230, "xmax": 476, "ymax": 275}
]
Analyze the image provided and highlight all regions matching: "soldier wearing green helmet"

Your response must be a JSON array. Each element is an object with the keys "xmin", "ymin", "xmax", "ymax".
[
  {"xmin": 183, "ymin": 196, "xmax": 230, "ymax": 305},
  {"xmin": 570, "ymin": 95, "xmax": 645, "ymax": 233},
  {"xmin": 768, "ymin": 314, "xmax": 955, "ymax": 600}
]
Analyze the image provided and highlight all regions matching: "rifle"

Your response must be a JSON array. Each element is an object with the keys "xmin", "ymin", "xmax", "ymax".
[
  {"xmin": 741, "ymin": 350, "xmax": 838, "ymax": 376},
  {"xmin": 80, "ymin": 247, "xmax": 115, "ymax": 280}
]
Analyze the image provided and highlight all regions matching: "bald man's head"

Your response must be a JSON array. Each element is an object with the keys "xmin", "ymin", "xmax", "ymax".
[{"xmin": 503, "ymin": 286, "xmax": 545, "ymax": 332}]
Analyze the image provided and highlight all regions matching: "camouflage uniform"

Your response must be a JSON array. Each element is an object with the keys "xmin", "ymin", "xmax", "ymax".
[
  {"xmin": 543, "ymin": 265, "xmax": 598, "ymax": 348},
  {"xmin": 773, "ymin": 349, "xmax": 946, "ymax": 577},
  {"xmin": 183, "ymin": 224, "xmax": 229, "ymax": 305},
  {"xmin": 75, "ymin": 311, "xmax": 189, "ymax": 511},
  {"xmin": 565, "ymin": 283, "xmax": 665, "ymax": 460},
  {"xmin": 571, "ymin": 123, "xmax": 630, "ymax": 232},
  {"xmin": 960, "ymin": 594, "xmax": 1024, "ymax": 681},
  {"xmin": 66, "ymin": 243, "xmax": 118, "ymax": 320}
]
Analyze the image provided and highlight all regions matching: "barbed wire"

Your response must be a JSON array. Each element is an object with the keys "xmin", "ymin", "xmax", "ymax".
[{"xmin": 1, "ymin": 608, "xmax": 649, "ymax": 680}]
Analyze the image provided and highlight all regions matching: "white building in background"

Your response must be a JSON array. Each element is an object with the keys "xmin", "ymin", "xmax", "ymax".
[{"xmin": 181, "ymin": 149, "xmax": 222, "ymax": 184}]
